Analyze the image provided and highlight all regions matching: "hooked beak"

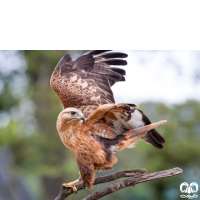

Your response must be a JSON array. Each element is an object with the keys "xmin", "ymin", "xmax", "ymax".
[
  {"xmin": 80, "ymin": 114, "xmax": 85, "ymax": 123},
  {"xmin": 71, "ymin": 114, "xmax": 85, "ymax": 123}
]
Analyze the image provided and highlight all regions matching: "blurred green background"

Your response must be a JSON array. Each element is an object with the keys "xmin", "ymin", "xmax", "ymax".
[{"xmin": 0, "ymin": 50, "xmax": 200, "ymax": 200}]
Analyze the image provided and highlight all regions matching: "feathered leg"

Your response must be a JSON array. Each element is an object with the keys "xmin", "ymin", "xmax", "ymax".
[{"xmin": 77, "ymin": 156, "xmax": 95, "ymax": 189}]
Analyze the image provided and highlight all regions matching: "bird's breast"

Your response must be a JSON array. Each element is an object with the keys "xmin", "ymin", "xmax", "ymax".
[{"xmin": 58, "ymin": 128, "xmax": 79, "ymax": 149}]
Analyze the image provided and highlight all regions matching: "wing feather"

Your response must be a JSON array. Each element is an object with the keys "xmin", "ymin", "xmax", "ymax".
[
  {"xmin": 56, "ymin": 54, "xmax": 72, "ymax": 68},
  {"xmin": 94, "ymin": 52, "xmax": 128, "ymax": 59},
  {"xmin": 83, "ymin": 50, "xmax": 112, "ymax": 56},
  {"xmin": 50, "ymin": 50, "xmax": 128, "ymax": 117},
  {"xmin": 86, "ymin": 104, "xmax": 136, "ymax": 139},
  {"xmin": 86, "ymin": 104, "xmax": 165, "ymax": 149}
]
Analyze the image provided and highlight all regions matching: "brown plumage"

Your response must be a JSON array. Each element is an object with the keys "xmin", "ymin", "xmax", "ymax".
[{"xmin": 51, "ymin": 50, "xmax": 166, "ymax": 190}]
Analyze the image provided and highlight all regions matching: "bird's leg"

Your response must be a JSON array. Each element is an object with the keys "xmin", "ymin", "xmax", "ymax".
[{"xmin": 62, "ymin": 173, "xmax": 82, "ymax": 193}]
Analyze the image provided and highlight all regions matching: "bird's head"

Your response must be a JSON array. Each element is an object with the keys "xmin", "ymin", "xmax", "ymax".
[{"xmin": 56, "ymin": 108, "xmax": 85, "ymax": 131}]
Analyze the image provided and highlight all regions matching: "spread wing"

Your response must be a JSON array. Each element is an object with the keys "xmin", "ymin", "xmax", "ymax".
[
  {"xmin": 86, "ymin": 103, "xmax": 165, "ymax": 149},
  {"xmin": 86, "ymin": 103, "xmax": 135, "ymax": 139},
  {"xmin": 50, "ymin": 50, "xmax": 128, "ymax": 117}
]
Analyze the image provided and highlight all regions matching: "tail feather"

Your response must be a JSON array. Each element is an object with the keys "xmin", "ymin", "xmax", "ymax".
[
  {"xmin": 113, "ymin": 120, "xmax": 167, "ymax": 152},
  {"xmin": 127, "ymin": 120, "xmax": 167, "ymax": 139},
  {"xmin": 134, "ymin": 108, "xmax": 166, "ymax": 149},
  {"xmin": 149, "ymin": 129, "xmax": 165, "ymax": 144},
  {"xmin": 144, "ymin": 135, "xmax": 164, "ymax": 149},
  {"xmin": 142, "ymin": 128, "xmax": 166, "ymax": 149}
]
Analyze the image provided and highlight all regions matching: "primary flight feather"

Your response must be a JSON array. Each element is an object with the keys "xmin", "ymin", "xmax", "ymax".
[{"xmin": 50, "ymin": 50, "xmax": 166, "ymax": 191}]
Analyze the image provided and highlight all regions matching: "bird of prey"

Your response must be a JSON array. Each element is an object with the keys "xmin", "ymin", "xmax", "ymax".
[{"xmin": 50, "ymin": 50, "xmax": 166, "ymax": 192}]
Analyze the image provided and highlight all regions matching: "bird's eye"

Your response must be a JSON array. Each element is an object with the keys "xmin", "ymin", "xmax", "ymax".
[{"xmin": 70, "ymin": 111, "xmax": 76, "ymax": 115}]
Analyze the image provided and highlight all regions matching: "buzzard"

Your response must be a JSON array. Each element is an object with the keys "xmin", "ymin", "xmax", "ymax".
[{"xmin": 50, "ymin": 50, "xmax": 166, "ymax": 192}]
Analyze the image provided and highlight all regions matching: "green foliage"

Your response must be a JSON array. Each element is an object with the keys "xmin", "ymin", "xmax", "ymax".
[{"xmin": 0, "ymin": 51, "xmax": 200, "ymax": 200}]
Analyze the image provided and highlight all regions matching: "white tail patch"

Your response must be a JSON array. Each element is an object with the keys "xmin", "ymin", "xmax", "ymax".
[
  {"xmin": 114, "ymin": 110, "xmax": 145, "ymax": 131},
  {"xmin": 126, "ymin": 110, "xmax": 145, "ymax": 129}
]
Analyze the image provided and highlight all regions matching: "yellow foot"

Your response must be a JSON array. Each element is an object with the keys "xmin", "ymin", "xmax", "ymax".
[{"xmin": 62, "ymin": 179, "xmax": 80, "ymax": 193}]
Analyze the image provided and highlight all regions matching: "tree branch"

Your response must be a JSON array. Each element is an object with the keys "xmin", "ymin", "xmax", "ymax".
[{"xmin": 55, "ymin": 167, "xmax": 182, "ymax": 200}]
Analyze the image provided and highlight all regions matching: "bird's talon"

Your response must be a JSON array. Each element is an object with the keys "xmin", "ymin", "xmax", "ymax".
[
  {"xmin": 73, "ymin": 186, "xmax": 77, "ymax": 193},
  {"xmin": 62, "ymin": 182, "xmax": 78, "ymax": 193}
]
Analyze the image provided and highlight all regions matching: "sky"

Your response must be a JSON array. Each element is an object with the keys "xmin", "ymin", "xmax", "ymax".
[{"xmin": 112, "ymin": 50, "xmax": 200, "ymax": 105}]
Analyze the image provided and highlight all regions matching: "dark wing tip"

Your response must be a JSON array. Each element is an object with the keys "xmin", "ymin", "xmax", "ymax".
[
  {"xmin": 102, "ymin": 59, "xmax": 127, "ymax": 66},
  {"xmin": 83, "ymin": 50, "xmax": 112, "ymax": 56},
  {"xmin": 95, "ymin": 52, "xmax": 128, "ymax": 59}
]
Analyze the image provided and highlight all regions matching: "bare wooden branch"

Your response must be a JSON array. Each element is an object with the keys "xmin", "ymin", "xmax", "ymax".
[
  {"xmin": 55, "ymin": 168, "xmax": 147, "ymax": 200},
  {"xmin": 82, "ymin": 167, "xmax": 183, "ymax": 200},
  {"xmin": 55, "ymin": 167, "xmax": 182, "ymax": 200}
]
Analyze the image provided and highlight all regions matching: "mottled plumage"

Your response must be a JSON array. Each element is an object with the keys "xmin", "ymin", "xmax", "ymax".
[{"xmin": 50, "ymin": 50, "xmax": 166, "ymax": 189}]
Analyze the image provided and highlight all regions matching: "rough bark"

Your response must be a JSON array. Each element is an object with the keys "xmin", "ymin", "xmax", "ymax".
[{"xmin": 55, "ymin": 167, "xmax": 182, "ymax": 200}]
